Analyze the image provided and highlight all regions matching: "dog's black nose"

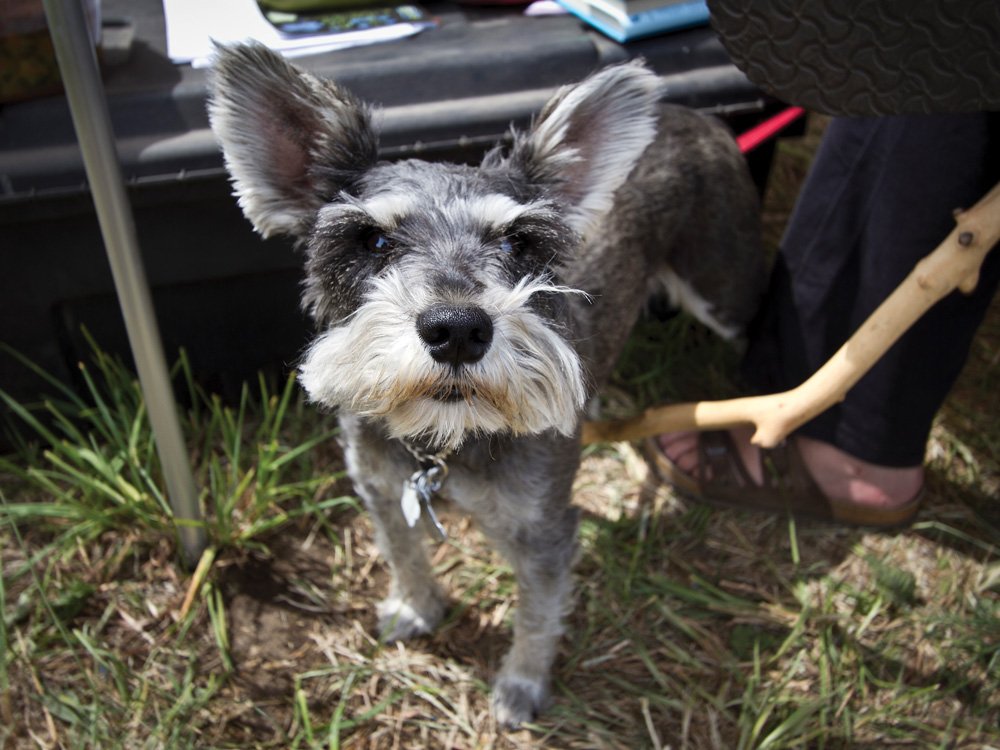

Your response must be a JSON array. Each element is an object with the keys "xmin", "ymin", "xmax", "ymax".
[{"xmin": 416, "ymin": 305, "xmax": 494, "ymax": 366}]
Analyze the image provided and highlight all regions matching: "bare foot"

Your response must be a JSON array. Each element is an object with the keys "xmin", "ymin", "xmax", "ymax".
[{"xmin": 656, "ymin": 429, "xmax": 923, "ymax": 509}]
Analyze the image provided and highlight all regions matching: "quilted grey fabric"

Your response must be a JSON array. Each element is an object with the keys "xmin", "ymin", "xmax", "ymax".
[{"xmin": 708, "ymin": 0, "xmax": 1000, "ymax": 115}]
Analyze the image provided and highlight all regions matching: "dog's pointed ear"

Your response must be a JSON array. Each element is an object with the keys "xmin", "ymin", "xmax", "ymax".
[
  {"xmin": 498, "ymin": 61, "xmax": 661, "ymax": 238},
  {"xmin": 207, "ymin": 42, "xmax": 379, "ymax": 238}
]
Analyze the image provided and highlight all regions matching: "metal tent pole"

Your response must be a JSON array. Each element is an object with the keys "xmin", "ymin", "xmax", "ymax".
[{"xmin": 42, "ymin": 0, "xmax": 206, "ymax": 565}]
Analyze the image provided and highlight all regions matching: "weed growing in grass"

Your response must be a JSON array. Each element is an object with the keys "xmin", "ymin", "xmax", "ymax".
[{"xmin": 1, "ymin": 339, "xmax": 355, "ymax": 553}]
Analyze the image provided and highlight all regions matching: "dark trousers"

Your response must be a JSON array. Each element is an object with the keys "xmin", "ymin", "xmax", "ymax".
[{"xmin": 742, "ymin": 114, "xmax": 1000, "ymax": 467}]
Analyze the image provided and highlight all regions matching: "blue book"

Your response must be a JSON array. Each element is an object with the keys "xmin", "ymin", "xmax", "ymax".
[{"xmin": 556, "ymin": 0, "xmax": 709, "ymax": 43}]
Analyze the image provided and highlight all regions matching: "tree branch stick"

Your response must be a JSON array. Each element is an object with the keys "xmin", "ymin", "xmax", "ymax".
[{"xmin": 582, "ymin": 179, "xmax": 1000, "ymax": 447}]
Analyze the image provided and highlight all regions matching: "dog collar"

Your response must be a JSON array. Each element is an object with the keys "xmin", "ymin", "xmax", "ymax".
[{"xmin": 399, "ymin": 442, "xmax": 452, "ymax": 541}]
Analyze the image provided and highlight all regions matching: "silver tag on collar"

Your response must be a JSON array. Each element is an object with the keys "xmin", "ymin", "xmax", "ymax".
[
  {"xmin": 400, "ymin": 475, "xmax": 423, "ymax": 528},
  {"xmin": 400, "ymin": 462, "xmax": 448, "ymax": 541}
]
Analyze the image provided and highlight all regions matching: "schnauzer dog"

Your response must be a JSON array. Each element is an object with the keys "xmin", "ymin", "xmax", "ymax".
[{"xmin": 208, "ymin": 42, "xmax": 765, "ymax": 726}]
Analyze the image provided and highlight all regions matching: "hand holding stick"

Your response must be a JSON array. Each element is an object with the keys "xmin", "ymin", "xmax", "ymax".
[{"xmin": 582, "ymin": 180, "xmax": 1000, "ymax": 447}]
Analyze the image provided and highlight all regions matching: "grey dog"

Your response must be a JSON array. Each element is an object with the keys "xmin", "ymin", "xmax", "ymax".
[{"xmin": 208, "ymin": 42, "xmax": 765, "ymax": 726}]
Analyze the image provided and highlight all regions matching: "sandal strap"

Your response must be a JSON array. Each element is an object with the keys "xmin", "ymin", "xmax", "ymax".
[
  {"xmin": 694, "ymin": 432, "xmax": 835, "ymax": 521},
  {"xmin": 647, "ymin": 431, "xmax": 921, "ymax": 527},
  {"xmin": 759, "ymin": 441, "xmax": 835, "ymax": 520},
  {"xmin": 696, "ymin": 430, "xmax": 757, "ymax": 491}
]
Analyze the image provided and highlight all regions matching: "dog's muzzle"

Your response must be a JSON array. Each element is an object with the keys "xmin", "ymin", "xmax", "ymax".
[
  {"xmin": 416, "ymin": 304, "xmax": 494, "ymax": 368},
  {"xmin": 297, "ymin": 273, "xmax": 586, "ymax": 449}
]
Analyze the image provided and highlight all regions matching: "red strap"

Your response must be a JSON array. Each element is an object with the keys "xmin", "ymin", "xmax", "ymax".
[{"xmin": 736, "ymin": 106, "xmax": 806, "ymax": 153}]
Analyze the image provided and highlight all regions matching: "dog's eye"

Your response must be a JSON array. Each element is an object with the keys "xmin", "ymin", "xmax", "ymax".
[
  {"xmin": 362, "ymin": 228, "xmax": 396, "ymax": 253},
  {"xmin": 499, "ymin": 235, "xmax": 525, "ymax": 255}
]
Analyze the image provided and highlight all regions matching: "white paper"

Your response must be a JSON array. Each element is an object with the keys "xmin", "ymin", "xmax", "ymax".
[
  {"xmin": 162, "ymin": 0, "xmax": 428, "ymax": 67},
  {"xmin": 524, "ymin": 0, "xmax": 567, "ymax": 16}
]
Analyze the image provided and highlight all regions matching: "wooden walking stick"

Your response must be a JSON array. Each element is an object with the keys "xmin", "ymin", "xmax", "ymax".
[{"xmin": 582, "ymin": 179, "xmax": 1000, "ymax": 447}]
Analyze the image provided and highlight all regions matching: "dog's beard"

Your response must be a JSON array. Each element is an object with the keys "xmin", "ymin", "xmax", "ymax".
[{"xmin": 299, "ymin": 269, "xmax": 587, "ymax": 450}]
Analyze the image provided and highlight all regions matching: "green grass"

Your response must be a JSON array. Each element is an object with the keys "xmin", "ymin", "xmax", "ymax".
[
  {"xmin": 1, "ymin": 119, "xmax": 998, "ymax": 748},
  {"xmin": 0, "ymin": 338, "xmax": 355, "ymax": 549},
  {"xmin": 1, "ymin": 339, "xmax": 359, "ymax": 749},
  {"xmin": 2, "ymin": 312, "xmax": 998, "ymax": 750}
]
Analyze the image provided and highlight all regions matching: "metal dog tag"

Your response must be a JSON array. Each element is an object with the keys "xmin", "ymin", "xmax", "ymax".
[
  {"xmin": 401, "ymin": 471, "xmax": 423, "ymax": 528},
  {"xmin": 400, "ymin": 464, "xmax": 448, "ymax": 541}
]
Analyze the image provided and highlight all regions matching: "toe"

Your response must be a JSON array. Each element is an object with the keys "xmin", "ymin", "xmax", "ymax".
[{"xmin": 656, "ymin": 431, "xmax": 700, "ymax": 474}]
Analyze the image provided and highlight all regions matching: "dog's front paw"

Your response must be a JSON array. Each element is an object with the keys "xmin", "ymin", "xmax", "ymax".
[
  {"xmin": 491, "ymin": 673, "xmax": 549, "ymax": 729},
  {"xmin": 376, "ymin": 593, "xmax": 445, "ymax": 642}
]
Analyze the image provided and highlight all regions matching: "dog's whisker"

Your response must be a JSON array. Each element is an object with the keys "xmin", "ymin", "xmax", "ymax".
[{"xmin": 494, "ymin": 275, "xmax": 591, "ymax": 312}]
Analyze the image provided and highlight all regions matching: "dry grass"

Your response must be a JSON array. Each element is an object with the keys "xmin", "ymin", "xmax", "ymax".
[{"xmin": 2, "ymin": 114, "xmax": 998, "ymax": 749}]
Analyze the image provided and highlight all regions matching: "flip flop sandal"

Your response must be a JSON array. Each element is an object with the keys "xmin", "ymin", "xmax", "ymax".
[
  {"xmin": 707, "ymin": 0, "xmax": 1000, "ymax": 116},
  {"xmin": 645, "ymin": 431, "xmax": 923, "ymax": 528}
]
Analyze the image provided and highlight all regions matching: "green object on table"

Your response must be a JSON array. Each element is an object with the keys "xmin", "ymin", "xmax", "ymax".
[{"xmin": 259, "ymin": 0, "xmax": 385, "ymax": 11}]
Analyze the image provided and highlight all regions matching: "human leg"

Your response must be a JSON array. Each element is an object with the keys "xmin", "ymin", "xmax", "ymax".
[
  {"xmin": 654, "ymin": 113, "xmax": 1000, "ymax": 521},
  {"xmin": 744, "ymin": 113, "xmax": 1000, "ymax": 466}
]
